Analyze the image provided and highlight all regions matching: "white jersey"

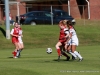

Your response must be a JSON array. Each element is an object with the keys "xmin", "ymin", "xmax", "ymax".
[
  {"xmin": 64, "ymin": 28, "xmax": 71, "ymax": 45},
  {"xmin": 64, "ymin": 28, "xmax": 69, "ymax": 37},
  {"xmin": 10, "ymin": 29, "xmax": 14, "ymax": 35},
  {"xmin": 18, "ymin": 30, "xmax": 23, "ymax": 43},
  {"xmin": 69, "ymin": 27, "xmax": 79, "ymax": 46}
]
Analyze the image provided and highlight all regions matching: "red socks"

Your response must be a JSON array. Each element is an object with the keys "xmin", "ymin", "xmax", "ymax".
[
  {"xmin": 57, "ymin": 49, "xmax": 61, "ymax": 56},
  {"xmin": 12, "ymin": 51, "xmax": 17, "ymax": 57}
]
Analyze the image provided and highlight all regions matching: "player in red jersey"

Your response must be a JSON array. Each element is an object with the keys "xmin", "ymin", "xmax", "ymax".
[
  {"xmin": 55, "ymin": 20, "xmax": 70, "ymax": 61},
  {"xmin": 10, "ymin": 23, "xmax": 21, "ymax": 58}
]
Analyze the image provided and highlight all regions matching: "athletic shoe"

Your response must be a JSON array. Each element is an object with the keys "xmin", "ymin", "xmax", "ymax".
[
  {"xmin": 66, "ymin": 56, "xmax": 70, "ymax": 61},
  {"xmin": 72, "ymin": 55, "xmax": 75, "ymax": 60},
  {"xmin": 78, "ymin": 51, "xmax": 80, "ymax": 54},
  {"xmin": 13, "ymin": 56, "xmax": 18, "ymax": 58},
  {"xmin": 72, "ymin": 56, "xmax": 77, "ymax": 60},
  {"xmin": 58, "ymin": 56, "xmax": 60, "ymax": 61},
  {"xmin": 79, "ymin": 58, "xmax": 83, "ymax": 61}
]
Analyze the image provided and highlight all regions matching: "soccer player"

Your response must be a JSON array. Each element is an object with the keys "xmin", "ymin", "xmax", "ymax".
[
  {"xmin": 65, "ymin": 21, "xmax": 83, "ymax": 61},
  {"xmin": 16, "ymin": 24, "xmax": 24, "ymax": 57},
  {"xmin": 10, "ymin": 23, "xmax": 21, "ymax": 58},
  {"xmin": 55, "ymin": 20, "xmax": 70, "ymax": 61},
  {"xmin": 61, "ymin": 21, "xmax": 77, "ymax": 60}
]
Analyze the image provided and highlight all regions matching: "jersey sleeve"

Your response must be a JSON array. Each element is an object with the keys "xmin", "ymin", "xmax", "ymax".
[
  {"xmin": 64, "ymin": 28, "xmax": 69, "ymax": 34},
  {"xmin": 19, "ymin": 30, "xmax": 22, "ymax": 35},
  {"xmin": 10, "ymin": 29, "xmax": 14, "ymax": 35},
  {"xmin": 69, "ymin": 28, "xmax": 74, "ymax": 33}
]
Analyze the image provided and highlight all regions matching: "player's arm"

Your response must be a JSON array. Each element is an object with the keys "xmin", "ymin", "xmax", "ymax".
[
  {"xmin": 19, "ymin": 30, "xmax": 23, "ymax": 37},
  {"xmin": 64, "ymin": 28, "xmax": 69, "ymax": 38},
  {"xmin": 65, "ymin": 30, "xmax": 72, "ymax": 44}
]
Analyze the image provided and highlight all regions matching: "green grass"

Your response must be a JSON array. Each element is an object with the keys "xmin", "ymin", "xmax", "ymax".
[
  {"xmin": 1, "ymin": 24, "xmax": 100, "ymax": 49},
  {"xmin": 0, "ymin": 46, "xmax": 100, "ymax": 75},
  {"xmin": 0, "ymin": 20, "xmax": 100, "ymax": 75}
]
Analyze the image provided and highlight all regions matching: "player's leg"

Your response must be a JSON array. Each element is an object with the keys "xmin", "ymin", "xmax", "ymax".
[
  {"xmin": 55, "ymin": 42, "xmax": 62, "ymax": 61},
  {"xmin": 71, "ymin": 45, "xmax": 83, "ymax": 61},
  {"xmin": 65, "ymin": 44, "xmax": 77, "ymax": 60},
  {"xmin": 16, "ymin": 43, "xmax": 21, "ymax": 57},
  {"xmin": 12, "ymin": 43, "xmax": 19, "ymax": 58},
  {"xmin": 55, "ymin": 42, "xmax": 62, "ymax": 56},
  {"xmin": 17, "ymin": 37, "xmax": 24, "ymax": 57},
  {"xmin": 17, "ymin": 43, "xmax": 24, "ymax": 57},
  {"xmin": 61, "ymin": 45, "xmax": 70, "ymax": 61}
]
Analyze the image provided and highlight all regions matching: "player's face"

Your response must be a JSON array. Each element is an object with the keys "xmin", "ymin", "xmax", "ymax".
[
  {"xmin": 18, "ymin": 25, "xmax": 20, "ymax": 28},
  {"xmin": 14, "ymin": 23, "xmax": 18, "ymax": 28},
  {"xmin": 60, "ymin": 25, "xmax": 66, "ymax": 29}
]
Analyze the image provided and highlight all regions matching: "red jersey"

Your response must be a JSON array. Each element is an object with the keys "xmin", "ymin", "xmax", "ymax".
[
  {"xmin": 58, "ymin": 21, "xmax": 67, "ymax": 43},
  {"xmin": 59, "ymin": 29, "xmax": 66, "ymax": 40},
  {"xmin": 10, "ymin": 27, "xmax": 19, "ymax": 43},
  {"xmin": 59, "ymin": 28, "xmax": 66, "ymax": 43}
]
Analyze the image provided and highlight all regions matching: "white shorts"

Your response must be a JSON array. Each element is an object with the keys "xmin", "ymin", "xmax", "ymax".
[
  {"xmin": 66, "ymin": 39, "xmax": 71, "ymax": 45},
  {"xmin": 70, "ymin": 39, "xmax": 79, "ymax": 46},
  {"xmin": 18, "ymin": 37, "xmax": 23, "ymax": 43},
  {"xmin": 66, "ymin": 38, "xmax": 79, "ymax": 46}
]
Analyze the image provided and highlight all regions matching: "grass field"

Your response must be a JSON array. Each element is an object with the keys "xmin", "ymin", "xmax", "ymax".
[
  {"xmin": 0, "ymin": 46, "xmax": 100, "ymax": 75},
  {"xmin": 0, "ymin": 21, "xmax": 100, "ymax": 75}
]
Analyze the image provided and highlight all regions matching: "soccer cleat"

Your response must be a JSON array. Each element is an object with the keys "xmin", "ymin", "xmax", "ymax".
[
  {"xmin": 72, "ymin": 56, "xmax": 77, "ymax": 60},
  {"xmin": 72, "ymin": 55, "xmax": 75, "ymax": 60},
  {"xmin": 66, "ymin": 56, "xmax": 70, "ymax": 61},
  {"xmin": 13, "ymin": 56, "xmax": 18, "ymax": 58},
  {"xmin": 79, "ymin": 58, "xmax": 83, "ymax": 61},
  {"xmin": 78, "ymin": 51, "xmax": 80, "ymax": 54},
  {"xmin": 57, "ymin": 56, "xmax": 61, "ymax": 62}
]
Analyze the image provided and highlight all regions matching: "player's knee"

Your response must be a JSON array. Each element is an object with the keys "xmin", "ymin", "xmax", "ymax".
[
  {"xmin": 22, "ymin": 46, "xmax": 24, "ymax": 49},
  {"xmin": 55, "ymin": 45, "xmax": 58, "ymax": 49}
]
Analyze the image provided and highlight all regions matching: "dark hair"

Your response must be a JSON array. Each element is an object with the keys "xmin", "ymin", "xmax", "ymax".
[
  {"xmin": 67, "ymin": 20, "xmax": 73, "ymax": 26},
  {"xmin": 14, "ymin": 22, "xmax": 20, "ymax": 25},
  {"xmin": 67, "ymin": 20, "xmax": 76, "ymax": 31}
]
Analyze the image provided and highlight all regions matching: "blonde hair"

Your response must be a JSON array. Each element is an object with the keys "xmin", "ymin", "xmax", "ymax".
[{"xmin": 62, "ymin": 20, "xmax": 68, "ymax": 25}]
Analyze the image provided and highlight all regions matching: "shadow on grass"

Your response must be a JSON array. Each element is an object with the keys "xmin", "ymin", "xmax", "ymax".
[
  {"xmin": 53, "ymin": 59, "xmax": 70, "ymax": 61},
  {"xmin": 0, "ymin": 27, "xmax": 6, "ymax": 37},
  {"xmin": 8, "ymin": 57, "xmax": 13, "ymax": 58},
  {"xmin": 53, "ymin": 59, "xmax": 77, "ymax": 62}
]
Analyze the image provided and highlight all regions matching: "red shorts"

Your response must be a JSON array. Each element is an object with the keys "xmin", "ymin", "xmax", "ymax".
[
  {"xmin": 12, "ymin": 37, "xmax": 19, "ymax": 44},
  {"xmin": 59, "ymin": 39, "xmax": 66, "ymax": 45}
]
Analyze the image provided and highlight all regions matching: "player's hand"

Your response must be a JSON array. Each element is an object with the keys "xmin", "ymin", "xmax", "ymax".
[{"xmin": 15, "ymin": 35, "xmax": 18, "ymax": 37}]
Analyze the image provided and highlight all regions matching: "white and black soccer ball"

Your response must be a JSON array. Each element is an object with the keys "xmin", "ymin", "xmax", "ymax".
[{"xmin": 46, "ymin": 48, "xmax": 52, "ymax": 54}]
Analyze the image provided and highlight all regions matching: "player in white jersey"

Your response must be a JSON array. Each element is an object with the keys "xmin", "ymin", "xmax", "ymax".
[
  {"xmin": 18, "ymin": 28, "xmax": 23, "ymax": 44},
  {"xmin": 16, "ymin": 24, "xmax": 24, "ymax": 57},
  {"xmin": 64, "ymin": 27, "xmax": 77, "ymax": 60},
  {"xmin": 65, "ymin": 21, "xmax": 83, "ymax": 61}
]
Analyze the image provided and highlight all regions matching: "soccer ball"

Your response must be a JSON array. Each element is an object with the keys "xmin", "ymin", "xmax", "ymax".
[{"xmin": 46, "ymin": 48, "xmax": 52, "ymax": 54}]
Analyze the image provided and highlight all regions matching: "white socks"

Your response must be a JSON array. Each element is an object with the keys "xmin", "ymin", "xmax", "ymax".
[
  {"xmin": 74, "ymin": 51, "xmax": 83, "ymax": 59},
  {"xmin": 69, "ymin": 51, "xmax": 77, "ymax": 59},
  {"xmin": 68, "ymin": 50, "xmax": 83, "ymax": 59},
  {"xmin": 16, "ymin": 50, "xmax": 22, "ymax": 57}
]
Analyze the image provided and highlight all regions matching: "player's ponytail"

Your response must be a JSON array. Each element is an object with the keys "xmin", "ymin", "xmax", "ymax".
[{"xmin": 67, "ymin": 20, "xmax": 76, "ymax": 31}]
